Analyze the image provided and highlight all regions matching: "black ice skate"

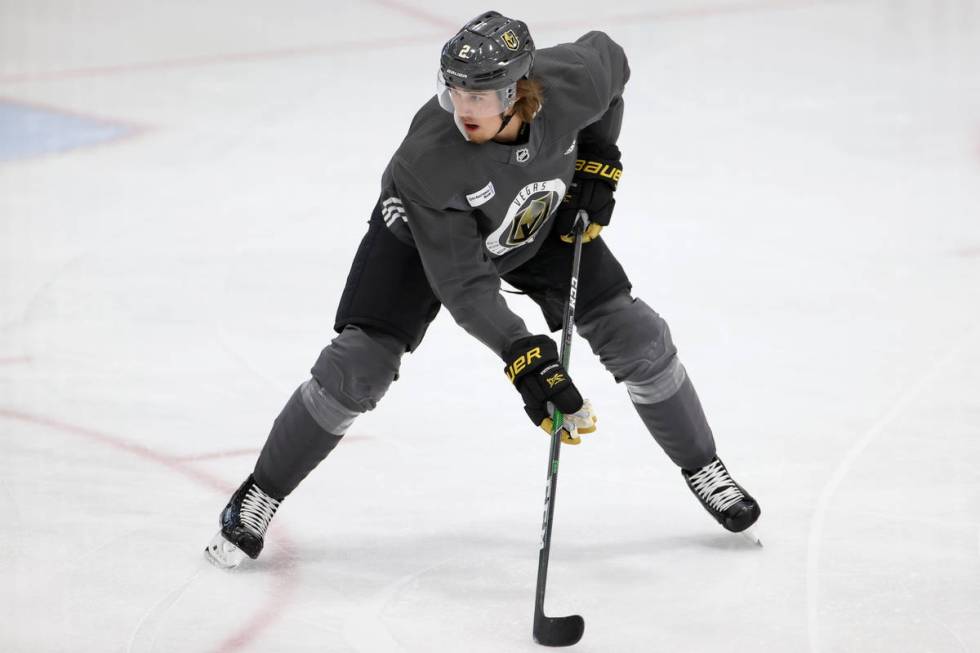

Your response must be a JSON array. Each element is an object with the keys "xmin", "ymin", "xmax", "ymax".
[
  {"xmin": 682, "ymin": 456, "xmax": 762, "ymax": 545},
  {"xmin": 205, "ymin": 475, "xmax": 282, "ymax": 568}
]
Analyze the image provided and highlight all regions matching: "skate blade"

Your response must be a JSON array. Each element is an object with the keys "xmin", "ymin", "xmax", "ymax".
[
  {"xmin": 204, "ymin": 532, "xmax": 248, "ymax": 568},
  {"xmin": 740, "ymin": 527, "xmax": 763, "ymax": 548}
]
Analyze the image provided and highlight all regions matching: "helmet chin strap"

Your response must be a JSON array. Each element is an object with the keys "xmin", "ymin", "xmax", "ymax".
[
  {"xmin": 494, "ymin": 98, "xmax": 520, "ymax": 137},
  {"xmin": 495, "ymin": 111, "xmax": 514, "ymax": 136}
]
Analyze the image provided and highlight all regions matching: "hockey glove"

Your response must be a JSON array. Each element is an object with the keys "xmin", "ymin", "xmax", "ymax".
[
  {"xmin": 503, "ymin": 335, "xmax": 597, "ymax": 445},
  {"xmin": 555, "ymin": 143, "xmax": 622, "ymax": 244}
]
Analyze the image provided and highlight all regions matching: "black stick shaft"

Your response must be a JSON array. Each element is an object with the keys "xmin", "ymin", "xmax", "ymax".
[{"xmin": 533, "ymin": 212, "xmax": 586, "ymax": 622}]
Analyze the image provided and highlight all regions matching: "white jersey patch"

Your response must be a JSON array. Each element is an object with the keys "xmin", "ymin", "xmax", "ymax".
[
  {"xmin": 564, "ymin": 138, "xmax": 577, "ymax": 155},
  {"xmin": 381, "ymin": 196, "xmax": 407, "ymax": 226},
  {"xmin": 485, "ymin": 178, "xmax": 566, "ymax": 256},
  {"xmin": 466, "ymin": 182, "xmax": 495, "ymax": 207}
]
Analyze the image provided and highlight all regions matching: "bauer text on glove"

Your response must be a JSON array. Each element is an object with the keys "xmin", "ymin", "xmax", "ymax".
[{"xmin": 554, "ymin": 143, "xmax": 622, "ymax": 243}]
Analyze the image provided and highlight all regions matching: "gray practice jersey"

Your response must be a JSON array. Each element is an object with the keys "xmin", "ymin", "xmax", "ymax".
[{"xmin": 379, "ymin": 31, "xmax": 630, "ymax": 357}]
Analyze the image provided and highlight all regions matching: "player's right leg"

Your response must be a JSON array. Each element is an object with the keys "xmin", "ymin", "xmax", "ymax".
[
  {"xmin": 205, "ymin": 325, "xmax": 407, "ymax": 567},
  {"xmin": 206, "ymin": 202, "xmax": 440, "ymax": 568}
]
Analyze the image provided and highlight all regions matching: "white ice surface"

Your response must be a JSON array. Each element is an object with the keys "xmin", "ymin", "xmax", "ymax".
[{"xmin": 1, "ymin": 1, "xmax": 979, "ymax": 651}]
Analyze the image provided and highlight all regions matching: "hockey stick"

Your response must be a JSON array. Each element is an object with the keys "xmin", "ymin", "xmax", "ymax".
[{"xmin": 532, "ymin": 210, "xmax": 587, "ymax": 647}]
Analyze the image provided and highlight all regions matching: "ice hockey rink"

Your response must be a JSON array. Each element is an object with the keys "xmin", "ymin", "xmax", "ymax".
[{"xmin": 2, "ymin": 0, "xmax": 979, "ymax": 651}]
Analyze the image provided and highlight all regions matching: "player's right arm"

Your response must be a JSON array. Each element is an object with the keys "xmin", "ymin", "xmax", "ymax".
[
  {"xmin": 404, "ymin": 196, "xmax": 532, "ymax": 355},
  {"xmin": 389, "ymin": 162, "xmax": 593, "ymax": 439},
  {"xmin": 387, "ymin": 156, "xmax": 531, "ymax": 357}
]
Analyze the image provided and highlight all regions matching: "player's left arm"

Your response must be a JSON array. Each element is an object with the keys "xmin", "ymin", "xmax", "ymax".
[{"xmin": 556, "ymin": 31, "xmax": 628, "ymax": 243}]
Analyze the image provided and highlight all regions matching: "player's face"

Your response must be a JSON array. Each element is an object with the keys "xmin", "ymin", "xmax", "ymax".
[
  {"xmin": 449, "ymin": 88, "xmax": 505, "ymax": 143},
  {"xmin": 437, "ymin": 79, "xmax": 519, "ymax": 143}
]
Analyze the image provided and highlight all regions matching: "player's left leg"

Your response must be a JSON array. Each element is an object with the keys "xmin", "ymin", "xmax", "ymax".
[
  {"xmin": 507, "ymin": 230, "xmax": 759, "ymax": 534},
  {"xmin": 576, "ymin": 292, "xmax": 760, "ymax": 533}
]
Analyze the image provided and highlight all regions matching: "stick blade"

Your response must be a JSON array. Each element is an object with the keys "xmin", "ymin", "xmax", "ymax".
[{"xmin": 533, "ymin": 614, "xmax": 585, "ymax": 647}]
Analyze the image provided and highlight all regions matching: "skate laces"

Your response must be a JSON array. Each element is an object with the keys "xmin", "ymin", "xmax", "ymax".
[
  {"xmin": 240, "ymin": 484, "xmax": 280, "ymax": 537},
  {"xmin": 687, "ymin": 459, "xmax": 744, "ymax": 512}
]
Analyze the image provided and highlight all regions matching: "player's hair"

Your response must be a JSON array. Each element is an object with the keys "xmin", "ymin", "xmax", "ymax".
[{"xmin": 514, "ymin": 78, "xmax": 544, "ymax": 122}]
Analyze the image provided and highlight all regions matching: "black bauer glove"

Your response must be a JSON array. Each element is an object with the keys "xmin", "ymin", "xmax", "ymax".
[
  {"xmin": 503, "ymin": 335, "xmax": 593, "ymax": 444},
  {"xmin": 554, "ymin": 143, "xmax": 623, "ymax": 244}
]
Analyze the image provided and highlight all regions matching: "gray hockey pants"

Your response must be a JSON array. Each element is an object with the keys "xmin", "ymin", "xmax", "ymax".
[{"xmin": 252, "ymin": 294, "xmax": 716, "ymax": 499}]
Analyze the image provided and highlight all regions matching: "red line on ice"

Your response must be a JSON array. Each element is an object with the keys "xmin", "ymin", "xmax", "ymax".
[
  {"xmin": 0, "ymin": 0, "xmax": 851, "ymax": 84},
  {"xmin": 537, "ymin": 0, "xmax": 854, "ymax": 30},
  {"xmin": 0, "ymin": 33, "xmax": 440, "ymax": 84},
  {"xmin": 0, "ymin": 408, "xmax": 296, "ymax": 653},
  {"xmin": 0, "ymin": 356, "xmax": 33, "ymax": 365},
  {"xmin": 175, "ymin": 448, "xmax": 261, "ymax": 462},
  {"xmin": 368, "ymin": 0, "xmax": 460, "ymax": 30}
]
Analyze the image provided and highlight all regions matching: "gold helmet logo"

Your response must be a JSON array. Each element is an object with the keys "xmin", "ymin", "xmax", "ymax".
[
  {"xmin": 501, "ymin": 30, "xmax": 520, "ymax": 51},
  {"xmin": 507, "ymin": 196, "xmax": 551, "ymax": 245}
]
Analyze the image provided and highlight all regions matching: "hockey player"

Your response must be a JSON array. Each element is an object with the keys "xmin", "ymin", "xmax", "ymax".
[{"xmin": 206, "ymin": 11, "xmax": 761, "ymax": 568}]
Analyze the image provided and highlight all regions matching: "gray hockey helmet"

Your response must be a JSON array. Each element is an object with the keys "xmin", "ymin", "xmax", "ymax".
[{"xmin": 439, "ymin": 11, "xmax": 534, "ymax": 91}]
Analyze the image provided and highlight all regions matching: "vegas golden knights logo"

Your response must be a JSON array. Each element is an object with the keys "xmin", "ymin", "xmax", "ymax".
[
  {"xmin": 507, "ymin": 196, "xmax": 551, "ymax": 245},
  {"xmin": 501, "ymin": 30, "xmax": 520, "ymax": 51},
  {"xmin": 485, "ymin": 178, "xmax": 566, "ymax": 256}
]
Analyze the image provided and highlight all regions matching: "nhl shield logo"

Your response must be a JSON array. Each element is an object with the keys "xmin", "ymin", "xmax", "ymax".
[
  {"xmin": 501, "ymin": 30, "xmax": 520, "ymax": 51},
  {"xmin": 516, "ymin": 147, "xmax": 530, "ymax": 163}
]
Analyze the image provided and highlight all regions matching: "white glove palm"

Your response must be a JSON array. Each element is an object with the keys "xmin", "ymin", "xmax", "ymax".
[{"xmin": 540, "ymin": 399, "xmax": 597, "ymax": 445}]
